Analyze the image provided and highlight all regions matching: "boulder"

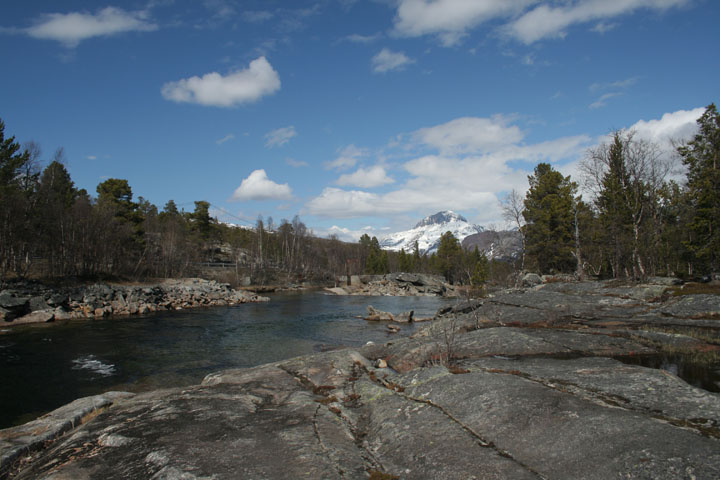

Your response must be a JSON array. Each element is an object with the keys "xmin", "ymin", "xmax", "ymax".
[
  {"xmin": 0, "ymin": 292, "xmax": 29, "ymax": 311},
  {"xmin": 10, "ymin": 309, "xmax": 54, "ymax": 325},
  {"xmin": 28, "ymin": 296, "xmax": 49, "ymax": 312},
  {"xmin": 46, "ymin": 293, "xmax": 68, "ymax": 307},
  {"xmin": 365, "ymin": 305, "xmax": 394, "ymax": 321},
  {"xmin": 521, "ymin": 272, "xmax": 542, "ymax": 287},
  {"xmin": 394, "ymin": 310, "xmax": 414, "ymax": 323}
]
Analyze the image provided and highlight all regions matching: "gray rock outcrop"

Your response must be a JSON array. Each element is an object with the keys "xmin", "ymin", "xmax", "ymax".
[
  {"xmin": 329, "ymin": 272, "xmax": 457, "ymax": 297},
  {"xmin": 2, "ymin": 280, "xmax": 719, "ymax": 479},
  {"xmin": 1, "ymin": 278, "xmax": 268, "ymax": 327}
]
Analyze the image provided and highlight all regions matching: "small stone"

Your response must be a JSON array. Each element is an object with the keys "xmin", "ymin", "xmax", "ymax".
[{"xmin": 98, "ymin": 433, "xmax": 133, "ymax": 447}]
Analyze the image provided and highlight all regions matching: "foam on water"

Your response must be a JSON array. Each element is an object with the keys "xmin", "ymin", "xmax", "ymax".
[{"xmin": 71, "ymin": 355, "xmax": 116, "ymax": 377}]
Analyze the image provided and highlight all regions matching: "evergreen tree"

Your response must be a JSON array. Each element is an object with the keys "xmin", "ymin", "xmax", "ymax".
[
  {"xmin": 467, "ymin": 246, "xmax": 489, "ymax": 286},
  {"xmin": 162, "ymin": 199, "xmax": 179, "ymax": 216},
  {"xmin": 596, "ymin": 133, "xmax": 634, "ymax": 277},
  {"xmin": 398, "ymin": 248, "xmax": 413, "ymax": 272},
  {"xmin": 191, "ymin": 200, "xmax": 214, "ymax": 240},
  {"xmin": 0, "ymin": 119, "xmax": 33, "ymax": 280},
  {"xmin": 365, "ymin": 236, "xmax": 388, "ymax": 274},
  {"xmin": 35, "ymin": 161, "xmax": 79, "ymax": 275},
  {"xmin": 436, "ymin": 231, "xmax": 462, "ymax": 283},
  {"xmin": 0, "ymin": 119, "xmax": 30, "ymax": 194},
  {"xmin": 523, "ymin": 163, "xmax": 577, "ymax": 274},
  {"xmin": 678, "ymin": 103, "xmax": 720, "ymax": 274},
  {"xmin": 96, "ymin": 178, "xmax": 139, "ymax": 224}
]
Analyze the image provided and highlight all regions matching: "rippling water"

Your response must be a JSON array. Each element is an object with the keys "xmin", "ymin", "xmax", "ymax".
[{"xmin": 0, "ymin": 292, "xmax": 450, "ymax": 429}]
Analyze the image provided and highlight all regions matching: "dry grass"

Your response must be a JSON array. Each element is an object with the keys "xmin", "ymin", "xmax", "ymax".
[{"xmin": 670, "ymin": 282, "xmax": 720, "ymax": 296}]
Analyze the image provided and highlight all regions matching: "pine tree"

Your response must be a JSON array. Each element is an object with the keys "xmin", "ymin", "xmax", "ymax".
[
  {"xmin": 35, "ymin": 161, "xmax": 78, "ymax": 275},
  {"xmin": 522, "ymin": 163, "xmax": 577, "ymax": 274},
  {"xmin": 0, "ymin": 119, "xmax": 33, "ymax": 280},
  {"xmin": 436, "ymin": 231, "xmax": 462, "ymax": 283},
  {"xmin": 678, "ymin": 103, "xmax": 720, "ymax": 274},
  {"xmin": 596, "ymin": 133, "xmax": 633, "ymax": 277}
]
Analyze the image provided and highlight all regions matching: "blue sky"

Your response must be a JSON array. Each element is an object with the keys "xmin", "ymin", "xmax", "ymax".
[{"xmin": 1, "ymin": 0, "xmax": 717, "ymax": 240}]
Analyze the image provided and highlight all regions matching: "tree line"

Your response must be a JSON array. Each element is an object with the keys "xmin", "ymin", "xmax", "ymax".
[
  {"xmin": 0, "ymin": 117, "xmax": 492, "ymax": 287},
  {"xmin": 2, "ymin": 103, "xmax": 716, "ymax": 286},
  {"xmin": 508, "ymin": 103, "xmax": 719, "ymax": 280}
]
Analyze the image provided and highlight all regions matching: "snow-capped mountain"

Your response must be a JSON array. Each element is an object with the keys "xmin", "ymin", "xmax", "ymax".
[{"xmin": 380, "ymin": 211, "xmax": 484, "ymax": 255}]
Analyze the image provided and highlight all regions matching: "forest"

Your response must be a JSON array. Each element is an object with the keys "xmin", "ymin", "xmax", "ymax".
[{"xmin": 0, "ymin": 103, "xmax": 717, "ymax": 287}]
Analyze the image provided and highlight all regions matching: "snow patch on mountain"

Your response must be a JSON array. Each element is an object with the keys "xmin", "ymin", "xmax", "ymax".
[{"xmin": 380, "ymin": 211, "xmax": 483, "ymax": 255}]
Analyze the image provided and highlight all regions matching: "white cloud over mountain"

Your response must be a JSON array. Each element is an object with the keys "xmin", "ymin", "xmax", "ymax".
[
  {"xmin": 306, "ymin": 107, "xmax": 702, "ymax": 224},
  {"xmin": 336, "ymin": 165, "xmax": 394, "ymax": 188},
  {"xmin": 24, "ymin": 7, "xmax": 157, "ymax": 47},
  {"xmin": 231, "ymin": 169, "xmax": 292, "ymax": 201},
  {"xmin": 414, "ymin": 116, "xmax": 524, "ymax": 154},
  {"xmin": 161, "ymin": 57, "xmax": 280, "ymax": 107}
]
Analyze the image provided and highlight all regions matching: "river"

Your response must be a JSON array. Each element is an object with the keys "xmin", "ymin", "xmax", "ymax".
[{"xmin": 0, "ymin": 292, "xmax": 450, "ymax": 429}]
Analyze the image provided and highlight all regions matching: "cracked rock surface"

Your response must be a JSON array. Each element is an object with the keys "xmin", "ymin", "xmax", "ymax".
[{"xmin": 2, "ymin": 281, "xmax": 719, "ymax": 479}]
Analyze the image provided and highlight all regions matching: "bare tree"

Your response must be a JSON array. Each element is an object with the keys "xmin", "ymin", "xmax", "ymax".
[{"xmin": 501, "ymin": 189, "xmax": 526, "ymax": 281}]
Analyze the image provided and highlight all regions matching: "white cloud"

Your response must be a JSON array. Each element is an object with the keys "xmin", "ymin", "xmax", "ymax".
[
  {"xmin": 336, "ymin": 165, "xmax": 395, "ymax": 188},
  {"xmin": 507, "ymin": 0, "xmax": 689, "ymax": 44},
  {"xmin": 286, "ymin": 158, "xmax": 309, "ymax": 168},
  {"xmin": 393, "ymin": 0, "xmax": 531, "ymax": 46},
  {"xmin": 345, "ymin": 33, "xmax": 382, "ymax": 43},
  {"xmin": 161, "ymin": 56, "xmax": 281, "ymax": 108},
  {"xmin": 414, "ymin": 116, "xmax": 524, "ymax": 154},
  {"xmin": 216, "ymin": 133, "xmax": 235, "ymax": 145},
  {"xmin": 306, "ymin": 188, "xmax": 384, "ymax": 217},
  {"xmin": 371, "ymin": 48, "xmax": 415, "ymax": 73},
  {"xmin": 230, "ymin": 169, "xmax": 292, "ymax": 201},
  {"xmin": 243, "ymin": 10, "xmax": 274, "ymax": 23},
  {"xmin": 589, "ymin": 92, "xmax": 622, "ymax": 109},
  {"xmin": 86, "ymin": 155, "xmax": 97, "ymax": 160},
  {"xmin": 320, "ymin": 225, "xmax": 377, "ymax": 242},
  {"xmin": 628, "ymin": 107, "xmax": 703, "ymax": 150},
  {"xmin": 591, "ymin": 22, "xmax": 618, "ymax": 33},
  {"xmin": 306, "ymin": 108, "xmax": 698, "ymax": 226},
  {"xmin": 590, "ymin": 77, "xmax": 638, "ymax": 92},
  {"xmin": 392, "ymin": 0, "xmax": 689, "ymax": 46},
  {"xmin": 264, "ymin": 126, "xmax": 297, "ymax": 148},
  {"xmin": 25, "ymin": 7, "xmax": 157, "ymax": 48},
  {"xmin": 588, "ymin": 77, "xmax": 638, "ymax": 108},
  {"xmin": 326, "ymin": 144, "xmax": 368, "ymax": 170},
  {"xmin": 307, "ymin": 115, "xmax": 591, "ymax": 221}
]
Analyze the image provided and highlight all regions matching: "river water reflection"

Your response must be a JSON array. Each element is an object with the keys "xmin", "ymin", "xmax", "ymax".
[{"xmin": 0, "ymin": 292, "xmax": 450, "ymax": 429}]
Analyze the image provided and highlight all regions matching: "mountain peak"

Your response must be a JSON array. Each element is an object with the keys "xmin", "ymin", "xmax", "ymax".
[
  {"xmin": 414, "ymin": 210, "xmax": 467, "ymax": 229},
  {"xmin": 380, "ymin": 211, "xmax": 482, "ymax": 255}
]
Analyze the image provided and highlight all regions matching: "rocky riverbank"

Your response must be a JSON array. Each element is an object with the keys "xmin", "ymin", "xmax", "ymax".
[
  {"xmin": 0, "ymin": 278, "xmax": 268, "ymax": 327},
  {"xmin": 1, "ymin": 279, "xmax": 719, "ymax": 479},
  {"xmin": 327, "ymin": 272, "xmax": 458, "ymax": 297}
]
